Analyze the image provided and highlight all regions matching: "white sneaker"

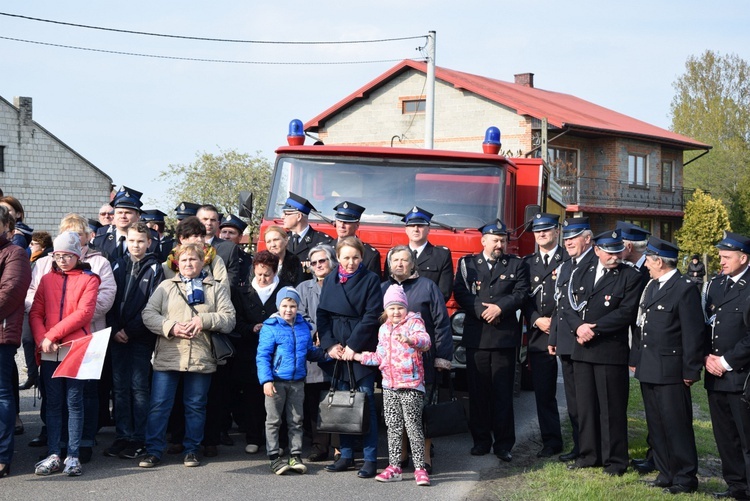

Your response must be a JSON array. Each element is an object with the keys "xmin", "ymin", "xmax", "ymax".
[
  {"xmin": 34, "ymin": 454, "xmax": 61, "ymax": 476},
  {"xmin": 63, "ymin": 457, "xmax": 82, "ymax": 476},
  {"xmin": 245, "ymin": 444, "xmax": 259, "ymax": 454}
]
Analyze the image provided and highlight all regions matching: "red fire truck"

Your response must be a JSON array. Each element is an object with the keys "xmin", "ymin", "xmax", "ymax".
[{"xmin": 254, "ymin": 122, "xmax": 560, "ymax": 371}]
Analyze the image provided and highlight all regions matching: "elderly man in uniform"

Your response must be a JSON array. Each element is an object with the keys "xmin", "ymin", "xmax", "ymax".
[
  {"xmin": 564, "ymin": 228, "xmax": 640, "ymax": 477},
  {"xmin": 632, "ymin": 237, "xmax": 703, "ymax": 494},
  {"xmin": 522, "ymin": 213, "xmax": 565, "ymax": 458},
  {"xmin": 548, "ymin": 217, "xmax": 596, "ymax": 462},
  {"xmin": 282, "ymin": 192, "xmax": 333, "ymax": 280},
  {"xmin": 331, "ymin": 201, "xmax": 381, "ymax": 277},
  {"xmin": 219, "ymin": 214, "xmax": 252, "ymax": 287},
  {"xmin": 704, "ymin": 232, "xmax": 750, "ymax": 500},
  {"xmin": 453, "ymin": 219, "xmax": 529, "ymax": 462},
  {"xmin": 615, "ymin": 221, "xmax": 656, "ymax": 474},
  {"xmin": 385, "ymin": 206, "xmax": 453, "ymax": 302}
]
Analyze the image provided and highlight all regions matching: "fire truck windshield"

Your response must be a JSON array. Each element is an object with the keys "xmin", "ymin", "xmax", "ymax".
[{"xmin": 267, "ymin": 155, "xmax": 506, "ymax": 228}]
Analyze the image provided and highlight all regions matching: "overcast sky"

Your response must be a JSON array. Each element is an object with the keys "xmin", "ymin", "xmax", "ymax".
[{"xmin": 2, "ymin": 1, "xmax": 747, "ymax": 211}]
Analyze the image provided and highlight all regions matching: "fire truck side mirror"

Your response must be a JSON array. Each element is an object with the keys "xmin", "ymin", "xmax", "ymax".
[
  {"xmin": 238, "ymin": 191, "xmax": 253, "ymax": 219},
  {"xmin": 524, "ymin": 204, "xmax": 541, "ymax": 225}
]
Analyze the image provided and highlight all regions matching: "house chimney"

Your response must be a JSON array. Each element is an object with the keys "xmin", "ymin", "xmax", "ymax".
[
  {"xmin": 13, "ymin": 96, "xmax": 33, "ymax": 125},
  {"xmin": 514, "ymin": 73, "xmax": 534, "ymax": 88}
]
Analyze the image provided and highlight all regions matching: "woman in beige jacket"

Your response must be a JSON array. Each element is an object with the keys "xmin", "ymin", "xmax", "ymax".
[{"xmin": 139, "ymin": 243, "xmax": 235, "ymax": 468}]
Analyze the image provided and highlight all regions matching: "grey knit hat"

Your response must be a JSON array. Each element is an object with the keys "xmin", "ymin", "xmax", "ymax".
[
  {"xmin": 53, "ymin": 231, "xmax": 82, "ymax": 257},
  {"xmin": 275, "ymin": 286, "xmax": 301, "ymax": 309}
]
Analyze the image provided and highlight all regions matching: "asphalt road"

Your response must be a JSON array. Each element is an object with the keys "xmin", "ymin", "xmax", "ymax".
[{"xmin": 5, "ymin": 351, "xmax": 555, "ymax": 501}]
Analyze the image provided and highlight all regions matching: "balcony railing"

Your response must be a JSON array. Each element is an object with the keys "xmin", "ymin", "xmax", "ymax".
[{"xmin": 557, "ymin": 176, "xmax": 694, "ymax": 211}]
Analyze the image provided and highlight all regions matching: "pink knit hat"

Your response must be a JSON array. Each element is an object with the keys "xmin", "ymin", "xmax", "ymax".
[{"xmin": 383, "ymin": 284, "xmax": 408, "ymax": 309}]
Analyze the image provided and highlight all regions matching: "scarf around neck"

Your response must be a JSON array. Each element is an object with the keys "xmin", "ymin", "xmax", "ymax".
[
  {"xmin": 179, "ymin": 270, "xmax": 208, "ymax": 305},
  {"xmin": 338, "ymin": 263, "xmax": 363, "ymax": 284},
  {"xmin": 252, "ymin": 275, "xmax": 280, "ymax": 304}
]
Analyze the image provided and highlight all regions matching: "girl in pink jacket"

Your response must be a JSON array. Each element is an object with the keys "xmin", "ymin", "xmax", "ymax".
[{"xmin": 355, "ymin": 284, "xmax": 431, "ymax": 486}]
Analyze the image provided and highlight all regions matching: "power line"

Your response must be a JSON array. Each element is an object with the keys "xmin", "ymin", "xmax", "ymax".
[
  {"xmin": 0, "ymin": 11, "xmax": 426, "ymax": 45},
  {"xmin": 0, "ymin": 35, "xmax": 420, "ymax": 65}
]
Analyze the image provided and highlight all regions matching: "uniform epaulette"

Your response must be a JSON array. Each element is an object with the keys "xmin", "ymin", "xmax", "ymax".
[{"xmin": 621, "ymin": 260, "xmax": 636, "ymax": 268}]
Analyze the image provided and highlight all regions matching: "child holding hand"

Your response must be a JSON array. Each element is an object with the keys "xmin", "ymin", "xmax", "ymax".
[{"xmin": 354, "ymin": 284, "xmax": 431, "ymax": 486}]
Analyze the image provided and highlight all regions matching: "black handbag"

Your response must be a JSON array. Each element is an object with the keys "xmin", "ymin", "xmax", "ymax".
[
  {"xmin": 423, "ymin": 371, "xmax": 469, "ymax": 438},
  {"xmin": 317, "ymin": 361, "xmax": 370, "ymax": 435},
  {"xmin": 176, "ymin": 287, "xmax": 235, "ymax": 365}
]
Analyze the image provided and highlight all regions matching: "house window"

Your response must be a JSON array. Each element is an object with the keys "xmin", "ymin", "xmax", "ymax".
[
  {"xmin": 628, "ymin": 154, "xmax": 647, "ymax": 186},
  {"xmin": 661, "ymin": 161, "xmax": 673, "ymax": 191},
  {"xmin": 547, "ymin": 147, "xmax": 578, "ymax": 179},
  {"xmin": 402, "ymin": 99, "xmax": 426, "ymax": 114},
  {"xmin": 661, "ymin": 221, "xmax": 674, "ymax": 242},
  {"xmin": 623, "ymin": 218, "xmax": 651, "ymax": 233},
  {"xmin": 0, "ymin": 146, "xmax": 4, "ymax": 172}
]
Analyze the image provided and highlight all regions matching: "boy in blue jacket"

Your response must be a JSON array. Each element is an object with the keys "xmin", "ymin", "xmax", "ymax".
[{"xmin": 257, "ymin": 286, "xmax": 327, "ymax": 475}]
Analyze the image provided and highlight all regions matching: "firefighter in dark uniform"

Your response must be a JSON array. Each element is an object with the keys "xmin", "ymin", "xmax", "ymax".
[
  {"xmin": 704, "ymin": 231, "xmax": 750, "ymax": 500},
  {"xmin": 632, "ymin": 237, "xmax": 703, "ymax": 495},
  {"xmin": 453, "ymin": 219, "xmax": 529, "ymax": 462},
  {"xmin": 615, "ymin": 220, "xmax": 657, "ymax": 475},
  {"xmin": 563, "ymin": 228, "xmax": 640, "ymax": 476},
  {"xmin": 282, "ymin": 192, "xmax": 333, "ymax": 281},
  {"xmin": 331, "ymin": 201, "xmax": 381, "ymax": 277},
  {"xmin": 92, "ymin": 186, "xmax": 159, "ymax": 261},
  {"xmin": 141, "ymin": 209, "xmax": 173, "ymax": 263},
  {"xmin": 385, "ymin": 206, "xmax": 453, "ymax": 301},
  {"xmin": 548, "ymin": 217, "xmax": 596, "ymax": 462},
  {"xmin": 522, "ymin": 213, "xmax": 565, "ymax": 458},
  {"xmin": 220, "ymin": 214, "xmax": 252, "ymax": 287}
]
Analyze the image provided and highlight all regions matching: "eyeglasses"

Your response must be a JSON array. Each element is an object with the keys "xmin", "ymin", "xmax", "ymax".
[
  {"xmin": 310, "ymin": 258, "xmax": 329, "ymax": 267},
  {"xmin": 99, "ymin": 212, "xmax": 114, "ymax": 216},
  {"xmin": 53, "ymin": 254, "xmax": 76, "ymax": 262}
]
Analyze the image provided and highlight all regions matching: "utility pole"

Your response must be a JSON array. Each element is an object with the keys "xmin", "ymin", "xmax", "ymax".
[{"xmin": 425, "ymin": 31, "xmax": 436, "ymax": 149}]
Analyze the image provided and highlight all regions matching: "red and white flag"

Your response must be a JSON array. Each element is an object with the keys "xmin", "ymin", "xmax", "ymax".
[{"xmin": 52, "ymin": 328, "xmax": 111, "ymax": 380}]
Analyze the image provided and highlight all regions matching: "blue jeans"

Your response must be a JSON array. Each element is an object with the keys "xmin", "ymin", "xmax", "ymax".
[
  {"xmin": 336, "ymin": 371, "xmax": 378, "ymax": 462},
  {"xmin": 0, "ymin": 345, "xmax": 16, "ymax": 464},
  {"xmin": 144, "ymin": 371, "xmax": 212, "ymax": 458},
  {"xmin": 111, "ymin": 342, "xmax": 152, "ymax": 443},
  {"xmin": 41, "ymin": 361, "xmax": 84, "ymax": 458}
]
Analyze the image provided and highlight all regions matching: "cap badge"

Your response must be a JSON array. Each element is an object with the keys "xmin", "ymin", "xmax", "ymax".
[{"xmin": 611, "ymin": 231, "xmax": 617, "ymax": 238}]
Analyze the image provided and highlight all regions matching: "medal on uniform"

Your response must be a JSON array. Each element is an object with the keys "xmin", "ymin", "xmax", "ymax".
[
  {"xmin": 604, "ymin": 295, "xmax": 611, "ymax": 307},
  {"xmin": 534, "ymin": 276, "xmax": 539, "ymax": 282},
  {"xmin": 500, "ymin": 275, "xmax": 506, "ymax": 280}
]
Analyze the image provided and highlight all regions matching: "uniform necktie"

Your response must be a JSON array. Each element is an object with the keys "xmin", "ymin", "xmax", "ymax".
[
  {"xmin": 595, "ymin": 267, "xmax": 609, "ymax": 285},
  {"xmin": 647, "ymin": 280, "xmax": 659, "ymax": 302},
  {"xmin": 726, "ymin": 278, "xmax": 735, "ymax": 292},
  {"xmin": 117, "ymin": 235, "xmax": 126, "ymax": 257},
  {"xmin": 488, "ymin": 259, "xmax": 496, "ymax": 271},
  {"xmin": 572, "ymin": 258, "xmax": 577, "ymax": 268},
  {"xmin": 543, "ymin": 254, "xmax": 550, "ymax": 268},
  {"xmin": 412, "ymin": 249, "xmax": 418, "ymax": 261},
  {"xmin": 290, "ymin": 234, "xmax": 299, "ymax": 253}
]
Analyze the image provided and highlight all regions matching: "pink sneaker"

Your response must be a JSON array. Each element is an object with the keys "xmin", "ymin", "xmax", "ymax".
[
  {"xmin": 415, "ymin": 467, "xmax": 431, "ymax": 486},
  {"xmin": 375, "ymin": 465, "xmax": 402, "ymax": 482}
]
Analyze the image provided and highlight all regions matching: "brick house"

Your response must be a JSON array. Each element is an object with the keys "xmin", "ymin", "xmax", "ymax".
[
  {"xmin": 303, "ymin": 60, "xmax": 710, "ymax": 240},
  {"xmin": 0, "ymin": 96, "xmax": 113, "ymax": 233}
]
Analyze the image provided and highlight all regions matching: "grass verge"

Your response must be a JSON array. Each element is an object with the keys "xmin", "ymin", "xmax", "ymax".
[{"xmin": 467, "ymin": 378, "xmax": 726, "ymax": 500}]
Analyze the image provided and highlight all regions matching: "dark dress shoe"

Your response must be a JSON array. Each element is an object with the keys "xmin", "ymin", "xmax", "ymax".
[
  {"xmin": 664, "ymin": 485, "xmax": 697, "ymax": 495},
  {"xmin": 631, "ymin": 459, "xmax": 656, "ymax": 475},
  {"xmin": 219, "ymin": 432, "xmax": 234, "ymax": 446},
  {"xmin": 325, "ymin": 457, "xmax": 354, "ymax": 472},
  {"xmin": 307, "ymin": 451, "xmax": 329, "ymax": 462},
  {"xmin": 496, "ymin": 450, "xmax": 512, "ymax": 462},
  {"xmin": 28, "ymin": 434, "xmax": 47, "ymax": 447},
  {"xmin": 559, "ymin": 450, "xmax": 578, "ymax": 462},
  {"xmin": 603, "ymin": 469, "xmax": 625, "ymax": 477},
  {"xmin": 0, "ymin": 464, "xmax": 10, "ymax": 478},
  {"xmin": 470, "ymin": 445, "xmax": 491, "ymax": 456},
  {"xmin": 713, "ymin": 489, "xmax": 750, "ymax": 499},
  {"xmin": 14, "ymin": 425, "xmax": 23, "ymax": 436},
  {"xmin": 536, "ymin": 446, "xmax": 562, "ymax": 458},
  {"xmin": 357, "ymin": 461, "xmax": 377, "ymax": 478},
  {"xmin": 204, "ymin": 445, "xmax": 218, "ymax": 457},
  {"xmin": 19, "ymin": 378, "xmax": 37, "ymax": 390}
]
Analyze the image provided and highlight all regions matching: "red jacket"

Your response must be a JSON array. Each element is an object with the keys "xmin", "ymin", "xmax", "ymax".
[
  {"xmin": 30, "ymin": 263, "xmax": 101, "ymax": 348},
  {"xmin": 0, "ymin": 235, "xmax": 32, "ymax": 346}
]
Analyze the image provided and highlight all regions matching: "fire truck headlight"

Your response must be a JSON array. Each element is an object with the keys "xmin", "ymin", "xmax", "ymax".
[{"xmin": 451, "ymin": 312, "xmax": 465, "ymax": 335}]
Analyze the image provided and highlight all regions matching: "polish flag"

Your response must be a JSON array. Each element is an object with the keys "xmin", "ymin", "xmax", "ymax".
[{"xmin": 53, "ymin": 328, "xmax": 111, "ymax": 380}]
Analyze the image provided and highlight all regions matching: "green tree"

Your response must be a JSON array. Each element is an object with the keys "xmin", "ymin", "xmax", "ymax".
[
  {"xmin": 157, "ymin": 149, "xmax": 273, "ymax": 239},
  {"xmin": 675, "ymin": 189, "xmax": 730, "ymax": 274},
  {"xmin": 670, "ymin": 50, "xmax": 750, "ymax": 233}
]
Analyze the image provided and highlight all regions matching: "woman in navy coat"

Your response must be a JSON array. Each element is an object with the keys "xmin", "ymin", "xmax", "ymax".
[{"xmin": 317, "ymin": 237, "xmax": 383, "ymax": 478}]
